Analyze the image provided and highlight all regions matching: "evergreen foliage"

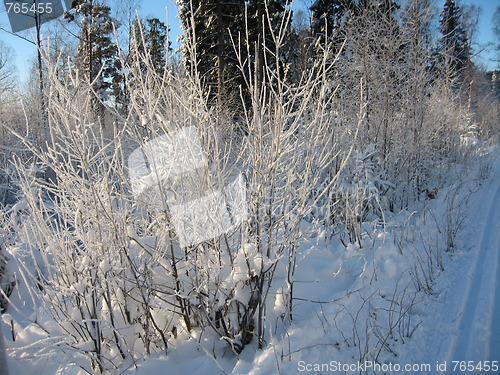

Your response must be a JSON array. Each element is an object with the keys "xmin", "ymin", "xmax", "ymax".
[
  {"xmin": 435, "ymin": 0, "xmax": 471, "ymax": 83},
  {"xmin": 146, "ymin": 18, "xmax": 170, "ymax": 75},
  {"xmin": 310, "ymin": 0, "xmax": 354, "ymax": 50},
  {"xmin": 179, "ymin": 0, "xmax": 292, "ymax": 106},
  {"xmin": 65, "ymin": 0, "xmax": 122, "ymax": 114},
  {"xmin": 245, "ymin": 0, "xmax": 290, "ymax": 84},
  {"xmin": 178, "ymin": 0, "xmax": 245, "ymax": 106},
  {"xmin": 130, "ymin": 17, "xmax": 170, "ymax": 75}
]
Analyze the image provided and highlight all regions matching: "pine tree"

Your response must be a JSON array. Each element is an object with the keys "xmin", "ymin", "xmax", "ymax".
[
  {"xmin": 179, "ymin": 0, "xmax": 245, "ymax": 106},
  {"xmin": 65, "ymin": 0, "xmax": 122, "ymax": 114},
  {"xmin": 130, "ymin": 17, "xmax": 170, "ymax": 73},
  {"xmin": 285, "ymin": 10, "xmax": 315, "ymax": 83},
  {"xmin": 494, "ymin": 7, "xmax": 500, "ymax": 66},
  {"xmin": 435, "ymin": 0, "xmax": 471, "ymax": 84},
  {"xmin": 245, "ymin": 0, "xmax": 290, "ymax": 90},
  {"xmin": 310, "ymin": 0, "xmax": 355, "ymax": 50},
  {"xmin": 145, "ymin": 18, "xmax": 170, "ymax": 75},
  {"xmin": 179, "ymin": 0, "xmax": 292, "ymax": 106}
]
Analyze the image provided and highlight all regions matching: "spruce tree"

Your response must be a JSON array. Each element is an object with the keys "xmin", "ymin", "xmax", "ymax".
[
  {"xmin": 130, "ymin": 17, "xmax": 170, "ymax": 74},
  {"xmin": 145, "ymin": 18, "xmax": 170, "ymax": 75},
  {"xmin": 65, "ymin": 0, "xmax": 122, "ymax": 114},
  {"xmin": 436, "ymin": 0, "xmax": 471, "ymax": 83},
  {"xmin": 179, "ymin": 0, "xmax": 293, "ymax": 106},
  {"xmin": 245, "ymin": 0, "xmax": 290, "ymax": 90},
  {"xmin": 310, "ymin": 0, "xmax": 355, "ymax": 50},
  {"xmin": 179, "ymin": 0, "xmax": 245, "ymax": 106}
]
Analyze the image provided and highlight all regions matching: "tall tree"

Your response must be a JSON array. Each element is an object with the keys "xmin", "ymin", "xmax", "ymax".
[
  {"xmin": 179, "ymin": 0, "xmax": 245, "ymax": 106},
  {"xmin": 130, "ymin": 17, "xmax": 170, "ymax": 72},
  {"xmin": 0, "ymin": 41, "xmax": 15, "ymax": 98},
  {"xmin": 245, "ymin": 0, "xmax": 290, "ymax": 92},
  {"xmin": 492, "ymin": 6, "xmax": 499, "ymax": 67},
  {"xmin": 179, "ymin": 0, "xmax": 293, "ymax": 106},
  {"xmin": 65, "ymin": 0, "xmax": 122, "ymax": 115},
  {"xmin": 145, "ymin": 18, "xmax": 170, "ymax": 75},
  {"xmin": 0, "ymin": 0, "xmax": 58, "ymax": 122},
  {"xmin": 435, "ymin": 0, "xmax": 471, "ymax": 84},
  {"xmin": 310, "ymin": 0, "xmax": 355, "ymax": 51}
]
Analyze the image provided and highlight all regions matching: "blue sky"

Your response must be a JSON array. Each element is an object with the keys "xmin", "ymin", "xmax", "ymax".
[
  {"xmin": 0, "ymin": 0, "xmax": 498, "ymax": 83},
  {"xmin": 141, "ymin": 0, "xmax": 182, "ymax": 48},
  {"xmin": 469, "ymin": 0, "xmax": 498, "ymax": 69},
  {"xmin": 0, "ymin": 0, "xmax": 182, "ymax": 81}
]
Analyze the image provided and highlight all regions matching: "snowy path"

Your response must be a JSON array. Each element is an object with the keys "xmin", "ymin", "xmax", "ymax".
[
  {"xmin": 486, "ymin": 182, "xmax": 500, "ymax": 362},
  {"xmin": 443, "ymin": 177, "xmax": 500, "ymax": 373}
]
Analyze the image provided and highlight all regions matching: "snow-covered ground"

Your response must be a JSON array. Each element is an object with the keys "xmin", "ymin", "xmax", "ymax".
[
  {"xmin": 445, "ymin": 169, "xmax": 500, "ymax": 369},
  {"xmin": 394, "ymin": 155, "xmax": 500, "ymax": 375},
  {"xmin": 2, "ymin": 152, "xmax": 499, "ymax": 375}
]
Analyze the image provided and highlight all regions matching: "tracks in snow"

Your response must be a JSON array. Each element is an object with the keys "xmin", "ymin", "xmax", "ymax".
[{"xmin": 443, "ymin": 177, "xmax": 500, "ymax": 373}]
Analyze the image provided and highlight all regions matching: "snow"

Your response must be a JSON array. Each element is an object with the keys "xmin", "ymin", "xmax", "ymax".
[
  {"xmin": 446, "ymin": 180, "xmax": 500, "ymax": 366},
  {"xmin": 7, "ymin": 199, "xmax": 28, "ymax": 215},
  {"xmin": 394, "ymin": 155, "xmax": 500, "ymax": 374},
  {"xmin": 2, "ymin": 152, "xmax": 499, "ymax": 374}
]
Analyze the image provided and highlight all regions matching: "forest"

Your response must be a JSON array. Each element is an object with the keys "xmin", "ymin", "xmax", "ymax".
[{"xmin": 0, "ymin": 0, "xmax": 499, "ymax": 374}]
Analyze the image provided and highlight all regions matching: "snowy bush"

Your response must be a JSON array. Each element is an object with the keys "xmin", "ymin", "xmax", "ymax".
[
  {"xmin": 0, "ymin": 170, "xmax": 17, "ymax": 208},
  {"xmin": 334, "ymin": 144, "xmax": 393, "ymax": 246},
  {"xmin": 0, "ymin": 10, "xmax": 351, "ymax": 372},
  {"xmin": 1, "ymin": 2, "xmax": 498, "ymax": 374}
]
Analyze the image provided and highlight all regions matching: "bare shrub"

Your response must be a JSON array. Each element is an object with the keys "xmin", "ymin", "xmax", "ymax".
[{"xmin": 1, "ymin": 7, "xmax": 351, "ymax": 372}]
